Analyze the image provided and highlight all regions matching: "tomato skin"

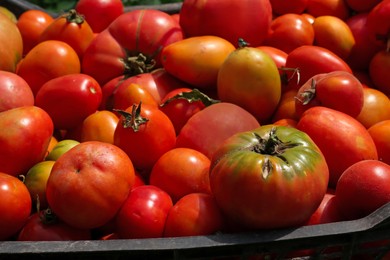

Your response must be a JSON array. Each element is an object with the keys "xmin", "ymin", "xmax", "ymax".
[
  {"xmin": 16, "ymin": 9, "xmax": 54, "ymax": 55},
  {"xmin": 0, "ymin": 172, "xmax": 32, "ymax": 240},
  {"xmin": 82, "ymin": 9, "xmax": 183, "ymax": 85},
  {"xmin": 75, "ymin": 0, "xmax": 124, "ymax": 33},
  {"xmin": 356, "ymin": 88, "xmax": 390, "ymax": 129},
  {"xmin": 271, "ymin": 89, "xmax": 300, "ymax": 122},
  {"xmin": 335, "ymin": 160, "xmax": 390, "ymax": 220},
  {"xmin": 17, "ymin": 210, "xmax": 91, "ymax": 241},
  {"xmin": 149, "ymin": 148, "xmax": 212, "ymax": 203},
  {"xmin": 38, "ymin": 9, "xmax": 95, "ymax": 60},
  {"xmin": 163, "ymin": 193, "xmax": 224, "ymax": 237},
  {"xmin": 46, "ymin": 141, "xmax": 135, "ymax": 229},
  {"xmin": 305, "ymin": 192, "xmax": 343, "ymax": 225},
  {"xmin": 369, "ymin": 50, "xmax": 390, "ymax": 96},
  {"xmin": 35, "ymin": 74, "xmax": 102, "ymax": 130},
  {"xmin": 368, "ymin": 120, "xmax": 390, "ymax": 165},
  {"xmin": 366, "ymin": 0, "xmax": 390, "ymax": 48},
  {"xmin": 297, "ymin": 106, "xmax": 378, "ymax": 187},
  {"xmin": 115, "ymin": 185, "xmax": 173, "ymax": 239},
  {"xmin": 80, "ymin": 110, "xmax": 119, "ymax": 144},
  {"xmin": 17, "ymin": 40, "xmax": 81, "ymax": 96},
  {"xmin": 217, "ymin": 46, "xmax": 281, "ymax": 124},
  {"xmin": 306, "ymin": 0, "xmax": 350, "ymax": 20},
  {"xmin": 0, "ymin": 12, "xmax": 23, "ymax": 72},
  {"xmin": 0, "ymin": 71, "xmax": 34, "ymax": 112},
  {"xmin": 256, "ymin": 46, "xmax": 288, "ymax": 70},
  {"xmin": 270, "ymin": 0, "xmax": 309, "ymax": 15},
  {"xmin": 210, "ymin": 125, "xmax": 329, "ymax": 229},
  {"xmin": 114, "ymin": 103, "xmax": 176, "ymax": 175},
  {"xmin": 161, "ymin": 36, "xmax": 235, "ymax": 89},
  {"xmin": 180, "ymin": 0, "xmax": 272, "ymax": 48},
  {"xmin": 0, "ymin": 106, "xmax": 54, "ymax": 177},
  {"xmin": 263, "ymin": 14, "xmax": 315, "ymax": 54},
  {"xmin": 345, "ymin": 0, "xmax": 382, "ymax": 12}
]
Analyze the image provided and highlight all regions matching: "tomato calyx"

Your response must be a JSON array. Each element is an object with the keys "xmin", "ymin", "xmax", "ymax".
[
  {"xmin": 253, "ymin": 127, "xmax": 299, "ymax": 157},
  {"xmin": 122, "ymin": 52, "xmax": 156, "ymax": 78},
  {"xmin": 279, "ymin": 67, "xmax": 301, "ymax": 86},
  {"xmin": 237, "ymin": 38, "xmax": 250, "ymax": 48},
  {"xmin": 295, "ymin": 78, "xmax": 316, "ymax": 105},
  {"xmin": 63, "ymin": 9, "xmax": 85, "ymax": 24},
  {"xmin": 160, "ymin": 88, "xmax": 220, "ymax": 107},
  {"xmin": 39, "ymin": 208, "xmax": 59, "ymax": 225},
  {"xmin": 114, "ymin": 102, "xmax": 149, "ymax": 132}
]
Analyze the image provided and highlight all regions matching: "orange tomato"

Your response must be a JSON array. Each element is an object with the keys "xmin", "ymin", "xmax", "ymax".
[
  {"xmin": 356, "ymin": 88, "xmax": 390, "ymax": 129},
  {"xmin": 368, "ymin": 120, "xmax": 390, "ymax": 165},
  {"xmin": 0, "ymin": 12, "xmax": 23, "ymax": 72},
  {"xmin": 271, "ymin": 89, "xmax": 299, "ymax": 122},
  {"xmin": 80, "ymin": 110, "xmax": 119, "ymax": 144}
]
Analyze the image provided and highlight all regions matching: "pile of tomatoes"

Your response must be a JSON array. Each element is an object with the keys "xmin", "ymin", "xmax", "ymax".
[{"xmin": 0, "ymin": 0, "xmax": 390, "ymax": 248}]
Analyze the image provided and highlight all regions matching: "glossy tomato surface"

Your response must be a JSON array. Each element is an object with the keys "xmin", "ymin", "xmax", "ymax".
[{"xmin": 0, "ymin": 12, "xmax": 22, "ymax": 72}]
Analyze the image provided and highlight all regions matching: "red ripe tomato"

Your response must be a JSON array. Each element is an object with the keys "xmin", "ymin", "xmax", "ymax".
[
  {"xmin": 263, "ymin": 14, "xmax": 315, "ymax": 54},
  {"xmin": 368, "ymin": 120, "xmax": 390, "ymax": 165},
  {"xmin": 297, "ymin": 106, "xmax": 378, "ymax": 187},
  {"xmin": 335, "ymin": 160, "xmax": 390, "ymax": 220},
  {"xmin": 38, "ymin": 9, "xmax": 95, "ymax": 60},
  {"xmin": 0, "ymin": 12, "xmax": 23, "ymax": 72},
  {"xmin": 0, "ymin": 71, "xmax": 34, "ymax": 112},
  {"xmin": 82, "ymin": 9, "xmax": 183, "ymax": 85},
  {"xmin": 35, "ymin": 74, "xmax": 102, "ymax": 130},
  {"xmin": 345, "ymin": 0, "xmax": 382, "ymax": 12},
  {"xmin": 159, "ymin": 88, "xmax": 217, "ymax": 135},
  {"xmin": 369, "ymin": 50, "xmax": 390, "ymax": 96},
  {"xmin": 0, "ymin": 172, "xmax": 32, "ymax": 240},
  {"xmin": 176, "ymin": 102, "xmax": 260, "ymax": 159},
  {"xmin": 270, "ymin": 0, "xmax": 309, "ymax": 15},
  {"xmin": 256, "ymin": 46, "xmax": 288, "ymax": 70},
  {"xmin": 295, "ymin": 71, "xmax": 365, "ymax": 118},
  {"xmin": 149, "ymin": 148, "xmax": 212, "ymax": 203},
  {"xmin": 16, "ymin": 40, "xmax": 81, "ymax": 96},
  {"xmin": 209, "ymin": 125, "xmax": 329, "ymax": 229},
  {"xmin": 163, "ymin": 193, "xmax": 224, "ymax": 237},
  {"xmin": 285, "ymin": 45, "xmax": 352, "ymax": 90},
  {"xmin": 16, "ymin": 9, "xmax": 54, "ymax": 55},
  {"xmin": 312, "ymin": 16, "xmax": 356, "ymax": 60},
  {"xmin": 180, "ymin": 0, "xmax": 272, "ymax": 48},
  {"xmin": 75, "ymin": 0, "xmax": 124, "ymax": 33},
  {"xmin": 46, "ymin": 141, "xmax": 135, "ymax": 229},
  {"xmin": 305, "ymin": 192, "xmax": 343, "ymax": 225},
  {"xmin": 306, "ymin": 0, "xmax": 350, "ymax": 20},
  {"xmin": 217, "ymin": 45, "xmax": 281, "ymax": 124},
  {"xmin": 0, "ymin": 106, "xmax": 54, "ymax": 177},
  {"xmin": 114, "ymin": 102, "xmax": 176, "ymax": 175},
  {"xmin": 366, "ymin": 0, "xmax": 390, "ymax": 48},
  {"xmin": 115, "ymin": 185, "xmax": 173, "ymax": 239},
  {"xmin": 17, "ymin": 210, "xmax": 91, "ymax": 241}
]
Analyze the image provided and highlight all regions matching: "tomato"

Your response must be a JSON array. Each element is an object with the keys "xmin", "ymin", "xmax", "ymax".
[
  {"xmin": 46, "ymin": 141, "xmax": 135, "ymax": 229},
  {"xmin": 369, "ymin": 50, "xmax": 390, "ymax": 96},
  {"xmin": 335, "ymin": 160, "xmax": 390, "ymax": 220},
  {"xmin": 346, "ymin": 13, "xmax": 383, "ymax": 71},
  {"xmin": 16, "ymin": 9, "xmax": 54, "ymax": 56},
  {"xmin": 312, "ymin": 16, "xmax": 356, "ymax": 60},
  {"xmin": 209, "ymin": 125, "xmax": 329, "ymax": 229},
  {"xmin": 366, "ymin": 0, "xmax": 390, "ymax": 48},
  {"xmin": 159, "ymin": 88, "xmax": 218, "ymax": 135},
  {"xmin": 271, "ymin": 89, "xmax": 299, "ymax": 122},
  {"xmin": 114, "ymin": 102, "xmax": 176, "ymax": 176},
  {"xmin": 80, "ymin": 110, "xmax": 119, "ymax": 144},
  {"xmin": 345, "ymin": 0, "xmax": 382, "ymax": 12},
  {"xmin": 295, "ymin": 71, "xmax": 364, "ymax": 118},
  {"xmin": 263, "ymin": 14, "xmax": 315, "ymax": 54},
  {"xmin": 297, "ymin": 106, "xmax": 378, "ymax": 187},
  {"xmin": 368, "ymin": 120, "xmax": 390, "ymax": 165},
  {"xmin": 46, "ymin": 136, "xmax": 58, "ymax": 158},
  {"xmin": 161, "ymin": 35, "xmax": 235, "ymax": 89},
  {"xmin": 255, "ymin": 46, "xmax": 288, "ymax": 71},
  {"xmin": 115, "ymin": 185, "xmax": 173, "ymax": 239},
  {"xmin": 217, "ymin": 45, "xmax": 281, "ymax": 124},
  {"xmin": 305, "ymin": 192, "xmax": 343, "ymax": 225},
  {"xmin": 16, "ymin": 40, "xmax": 81, "ymax": 96},
  {"xmin": 45, "ymin": 139, "xmax": 80, "ymax": 161},
  {"xmin": 24, "ymin": 160, "xmax": 55, "ymax": 210},
  {"xmin": 0, "ymin": 106, "xmax": 53, "ymax": 177},
  {"xmin": 163, "ymin": 193, "xmax": 224, "ymax": 237},
  {"xmin": 149, "ymin": 148, "xmax": 212, "ymax": 203},
  {"xmin": 269, "ymin": 0, "xmax": 309, "ymax": 15},
  {"xmin": 273, "ymin": 118, "xmax": 298, "ymax": 128},
  {"xmin": 82, "ymin": 9, "xmax": 183, "ymax": 85},
  {"xmin": 176, "ymin": 102, "xmax": 260, "ymax": 159},
  {"xmin": 306, "ymin": 0, "xmax": 350, "ymax": 20},
  {"xmin": 356, "ymin": 87, "xmax": 390, "ymax": 129},
  {"xmin": 38, "ymin": 9, "xmax": 94, "ymax": 60},
  {"xmin": 285, "ymin": 45, "xmax": 352, "ymax": 90},
  {"xmin": 179, "ymin": 0, "xmax": 272, "ymax": 48},
  {"xmin": 75, "ymin": 0, "xmax": 124, "ymax": 33},
  {"xmin": 0, "ymin": 6, "xmax": 17, "ymax": 23},
  {"xmin": 35, "ymin": 73, "xmax": 102, "ymax": 130},
  {"xmin": 0, "ymin": 12, "xmax": 23, "ymax": 72},
  {"xmin": 0, "ymin": 71, "xmax": 34, "ymax": 112},
  {"xmin": 17, "ymin": 210, "xmax": 91, "ymax": 241}
]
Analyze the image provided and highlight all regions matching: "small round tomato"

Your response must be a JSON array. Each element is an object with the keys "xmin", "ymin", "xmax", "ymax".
[
  {"xmin": 80, "ymin": 110, "xmax": 119, "ymax": 144},
  {"xmin": 0, "ymin": 172, "xmax": 32, "ymax": 240},
  {"xmin": 368, "ymin": 120, "xmax": 390, "ymax": 165},
  {"xmin": 163, "ymin": 193, "xmax": 224, "ymax": 237},
  {"xmin": 35, "ymin": 73, "xmax": 102, "ymax": 130},
  {"xmin": 17, "ymin": 40, "xmax": 81, "ymax": 96},
  {"xmin": 115, "ymin": 185, "xmax": 173, "ymax": 239},
  {"xmin": 16, "ymin": 9, "xmax": 54, "ymax": 55},
  {"xmin": 335, "ymin": 160, "xmax": 390, "ymax": 220},
  {"xmin": 149, "ymin": 148, "xmax": 212, "ymax": 202},
  {"xmin": 0, "ymin": 71, "xmax": 34, "ymax": 112}
]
